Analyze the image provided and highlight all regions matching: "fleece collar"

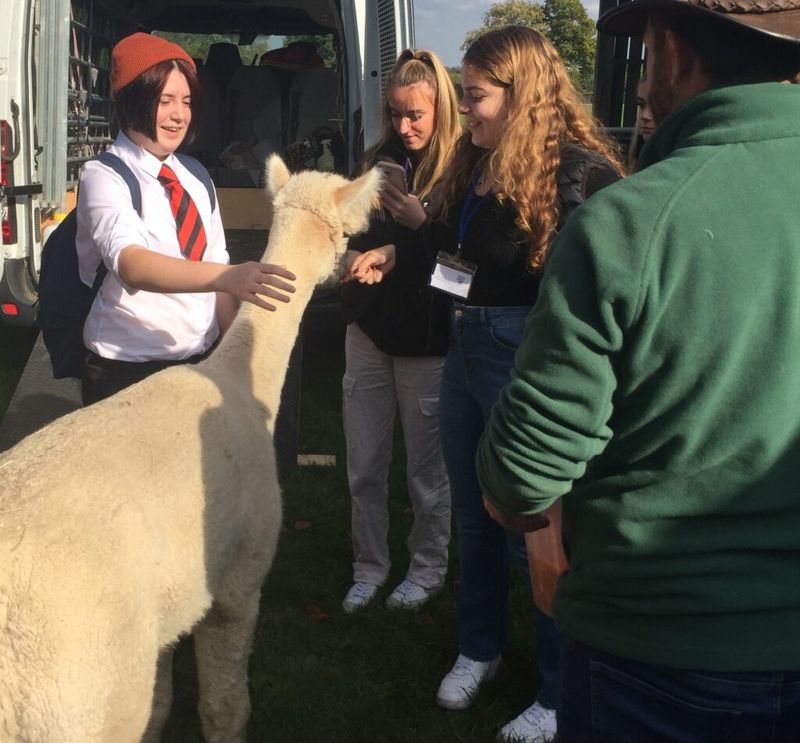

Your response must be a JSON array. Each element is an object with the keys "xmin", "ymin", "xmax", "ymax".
[{"xmin": 637, "ymin": 82, "xmax": 800, "ymax": 170}]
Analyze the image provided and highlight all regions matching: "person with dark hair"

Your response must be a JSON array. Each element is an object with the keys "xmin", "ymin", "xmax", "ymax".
[
  {"xmin": 347, "ymin": 26, "xmax": 623, "ymax": 742},
  {"xmin": 627, "ymin": 78, "xmax": 656, "ymax": 170},
  {"xmin": 339, "ymin": 48, "xmax": 461, "ymax": 614},
  {"xmin": 76, "ymin": 33, "xmax": 295, "ymax": 405},
  {"xmin": 476, "ymin": 1, "xmax": 800, "ymax": 738}
]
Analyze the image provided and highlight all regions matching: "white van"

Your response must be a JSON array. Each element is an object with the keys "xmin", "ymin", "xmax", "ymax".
[{"xmin": 0, "ymin": 0, "xmax": 414, "ymax": 327}]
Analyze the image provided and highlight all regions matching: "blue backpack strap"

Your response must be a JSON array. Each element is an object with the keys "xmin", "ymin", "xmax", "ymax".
[
  {"xmin": 175, "ymin": 153, "xmax": 217, "ymax": 211},
  {"xmin": 90, "ymin": 151, "xmax": 145, "ymax": 294},
  {"xmin": 95, "ymin": 151, "xmax": 142, "ymax": 215}
]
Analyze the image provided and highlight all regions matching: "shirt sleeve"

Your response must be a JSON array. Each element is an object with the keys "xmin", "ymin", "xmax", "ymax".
[
  {"xmin": 476, "ymin": 207, "xmax": 640, "ymax": 515},
  {"xmin": 76, "ymin": 159, "xmax": 150, "ymax": 285}
]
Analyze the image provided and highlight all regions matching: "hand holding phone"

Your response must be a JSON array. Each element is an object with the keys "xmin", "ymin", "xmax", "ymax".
[{"xmin": 375, "ymin": 160, "xmax": 408, "ymax": 195}]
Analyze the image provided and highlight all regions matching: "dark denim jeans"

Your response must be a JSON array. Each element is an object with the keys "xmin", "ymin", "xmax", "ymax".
[
  {"xmin": 558, "ymin": 638, "xmax": 800, "ymax": 742},
  {"xmin": 439, "ymin": 304, "xmax": 562, "ymax": 709}
]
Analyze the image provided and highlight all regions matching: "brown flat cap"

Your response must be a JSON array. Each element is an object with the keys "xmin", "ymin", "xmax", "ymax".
[{"xmin": 597, "ymin": 0, "xmax": 800, "ymax": 42}]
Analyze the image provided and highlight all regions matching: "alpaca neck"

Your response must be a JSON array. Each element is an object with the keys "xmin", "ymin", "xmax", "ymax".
[
  {"xmin": 235, "ymin": 297, "xmax": 308, "ymax": 412},
  {"xmin": 208, "ymin": 260, "xmax": 317, "ymax": 430}
]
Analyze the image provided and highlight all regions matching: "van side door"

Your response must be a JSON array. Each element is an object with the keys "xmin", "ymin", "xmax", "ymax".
[
  {"xmin": 340, "ymin": 0, "xmax": 415, "ymax": 173},
  {"xmin": 0, "ymin": 0, "xmax": 45, "ymax": 325}
]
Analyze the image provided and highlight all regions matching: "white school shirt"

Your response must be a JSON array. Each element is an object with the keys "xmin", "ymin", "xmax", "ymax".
[{"xmin": 76, "ymin": 131, "xmax": 229, "ymax": 362}]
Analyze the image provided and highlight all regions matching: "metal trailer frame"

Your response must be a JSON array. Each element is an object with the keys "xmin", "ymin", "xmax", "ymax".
[{"xmin": 593, "ymin": 0, "xmax": 645, "ymax": 152}]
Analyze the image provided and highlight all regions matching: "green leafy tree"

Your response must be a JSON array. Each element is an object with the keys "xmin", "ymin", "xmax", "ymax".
[
  {"xmin": 447, "ymin": 66, "xmax": 463, "ymax": 98},
  {"xmin": 155, "ymin": 33, "xmax": 237, "ymax": 62},
  {"xmin": 154, "ymin": 32, "xmax": 274, "ymax": 66},
  {"xmin": 461, "ymin": 0, "xmax": 546, "ymax": 50},
  {"xmin": 461, "ymin": 0, "xmax": 596, "ymax": 95},
  {"xmin": 544, "ymin": 0, "xmax": 596, "ymax": 94}
]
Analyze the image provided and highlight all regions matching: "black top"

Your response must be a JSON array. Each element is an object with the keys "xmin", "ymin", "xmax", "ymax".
[
  {"xmin": 340, "ymin": 140, "xmax": 451, "ymax": 356},
  {"xmin": 343, "ymin": 143, "xmax": 621, "ymax": 355},
  {"xmin": 407, "ymin": 143, "xmax": 622, "ymax": 308}
]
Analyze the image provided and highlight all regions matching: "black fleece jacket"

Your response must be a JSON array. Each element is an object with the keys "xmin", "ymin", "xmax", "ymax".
[{"xmin": 340, "ymin": 140, "xmax": 450, "ymax": 356}]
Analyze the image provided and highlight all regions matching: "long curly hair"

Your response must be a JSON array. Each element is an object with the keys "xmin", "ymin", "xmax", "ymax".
[
  {"xmin": 362, "ymin": 49, "xmax": 461, "ymax": 200},
  {"xmin": 438, "ymin": 26, "xmax": 623, "ymax": 271}
]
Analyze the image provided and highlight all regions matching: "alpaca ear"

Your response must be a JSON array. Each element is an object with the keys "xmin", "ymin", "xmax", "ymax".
[
  {"xmin": 334, "ymin": 168, "xmax": 382, "ymax": 235},
  {"xmin": 264, "ymin": 154, "xmax": 291, "ymax": 201}
]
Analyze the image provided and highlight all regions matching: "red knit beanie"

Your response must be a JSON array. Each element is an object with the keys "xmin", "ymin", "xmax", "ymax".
[{"xmin": 111, "ymin": 33, "xmax": 196, "ymax": 99}]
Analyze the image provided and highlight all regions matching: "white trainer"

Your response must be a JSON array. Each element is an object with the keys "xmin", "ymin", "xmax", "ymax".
[
  {"xmin": 435, "ymin": 654, "xmax": 501, "ymax": 710},
  {"xmin": 341, "ymin": 582, "xmax": 379, "ymax": 613},
  {"xmin": 498, "ymin": 701, "xmax": 557, "ymax": 743},
  {"xmin": 385, "ymin": 579, "xmax": 442, "ymax": 610}
]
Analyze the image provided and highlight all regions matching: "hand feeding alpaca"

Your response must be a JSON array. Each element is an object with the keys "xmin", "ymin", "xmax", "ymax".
[{"xmin": 0, "ymin": 155, "xmax": 380, "ymax": 743}]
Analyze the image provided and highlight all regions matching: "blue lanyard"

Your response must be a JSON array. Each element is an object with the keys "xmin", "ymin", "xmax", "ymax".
[
  {"xmin": 403, "ymin": 157, "xmax": 412, "ymax": 180},
  {"xmin": 457, "ymin": 175, "xmax": 491, "ymax": 256}
]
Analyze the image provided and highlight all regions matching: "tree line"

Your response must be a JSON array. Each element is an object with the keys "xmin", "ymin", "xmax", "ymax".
[{"xmin": 459, "ymin": 0, "xmax": 597, "ymax": 95}]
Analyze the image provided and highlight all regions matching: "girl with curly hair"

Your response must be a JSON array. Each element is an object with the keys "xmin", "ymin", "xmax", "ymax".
[{"xmin": 347, "ymin": 25, "xmax": 623, "ymax": 742}]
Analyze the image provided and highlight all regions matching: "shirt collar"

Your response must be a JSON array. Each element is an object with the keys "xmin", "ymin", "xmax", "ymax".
[{"xmin": 116, "ymin": 130, "xmax": 180, "ymax": 180}]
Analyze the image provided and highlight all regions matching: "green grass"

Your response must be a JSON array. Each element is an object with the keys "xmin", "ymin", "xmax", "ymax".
[
  {"xmin": 0, "ymin": 323, "xmax": 37, "ymax": 421},
  {"xmin": 0, "ymin": 316, "xmax": 542, "ymax": 741},
  {"xmin": 163, "ymin": 319, "xmax": 542, "ymax": 742}
]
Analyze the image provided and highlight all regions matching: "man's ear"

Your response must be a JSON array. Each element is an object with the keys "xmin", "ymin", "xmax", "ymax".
[{"xmin": 665, "ymin": 29, "xmax": 697, "ymax": 87}]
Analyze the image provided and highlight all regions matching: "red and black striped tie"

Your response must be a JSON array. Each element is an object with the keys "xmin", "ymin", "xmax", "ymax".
[{"xmin": 157, "ymin": 164, "xmax": 207, "ymax": 261}]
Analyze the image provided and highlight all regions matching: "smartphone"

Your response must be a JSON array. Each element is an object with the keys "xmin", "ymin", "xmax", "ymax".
[{"xmin": 375, "ymin": 160, "xmax": 408, "ymax": 195}]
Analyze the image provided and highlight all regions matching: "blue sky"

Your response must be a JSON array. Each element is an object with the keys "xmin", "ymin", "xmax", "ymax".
[{"xmin": 414, "ymin": 0, "xmax": 601, "ymax": 68}]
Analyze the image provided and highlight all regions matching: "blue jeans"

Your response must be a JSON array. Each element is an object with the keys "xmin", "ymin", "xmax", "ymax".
[
  {"xmin": 439, "ymin": 305, "xmax": 562, "ymax": 710},
  {"xmin": 558, "ymin": 638, "xmax": 800, "ymax": 742}
]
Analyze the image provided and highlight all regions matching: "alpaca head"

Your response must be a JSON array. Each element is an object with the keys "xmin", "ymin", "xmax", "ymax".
[{"xmin": 263, "ymin": 155, "xmax": 381, "ymax": 286}]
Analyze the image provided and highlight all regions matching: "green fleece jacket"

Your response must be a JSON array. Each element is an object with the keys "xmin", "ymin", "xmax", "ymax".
[{"xmin": 476, "ymin": 83, "xmax": 800, "ymax": 671}]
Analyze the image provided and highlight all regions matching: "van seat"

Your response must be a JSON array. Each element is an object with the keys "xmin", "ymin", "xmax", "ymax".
[
  {"xmin": 181, "ymin": 65, "xmax": 222, "ymax": 162},
  {"xmin": 225, "ymin": 66, "xmax": 283, "ymax": 155},
  {"xmin": 290, "ymin": 67, "xmax": 340, "ymax": 144},
  {"xmin": 204, "ymin": 42, "xmax": 243, "ymax": 97}
]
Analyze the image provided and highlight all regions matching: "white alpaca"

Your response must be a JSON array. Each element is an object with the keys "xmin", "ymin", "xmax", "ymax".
[{"xmin": 0, "ymin": 155, "xmax": 380, "ymax": 743}]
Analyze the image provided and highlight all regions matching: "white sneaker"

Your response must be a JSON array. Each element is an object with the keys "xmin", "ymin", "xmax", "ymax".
[
  {"xmin": 435, "ymin": 654, "xmax": 501, "ymax": 710},
  {"xmin": 498, "ymin": 701, "xmax": 557, "ymax": 743},
  {"xmin": 342, "ymin": 582, "xmax": 378, "ymax": 613},
  {"xmin": 385, "ymin": 579, "xmax": 442, "ymax": 610}
]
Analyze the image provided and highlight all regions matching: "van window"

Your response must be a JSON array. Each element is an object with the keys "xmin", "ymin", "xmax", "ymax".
[{"xmin": 151, "ymin": 31, "xmax": 344, "ymax": 185}]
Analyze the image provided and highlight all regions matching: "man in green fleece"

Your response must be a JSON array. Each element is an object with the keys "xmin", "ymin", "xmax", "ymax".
[{"xmin": 476, "ymin": 0, "xmax": 800, "ymax": 738}]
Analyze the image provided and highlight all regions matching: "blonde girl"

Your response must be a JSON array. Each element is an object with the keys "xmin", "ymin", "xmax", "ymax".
[{"xmin": 339, "ymin": 49, "xmax": 461, "ymax": 614}]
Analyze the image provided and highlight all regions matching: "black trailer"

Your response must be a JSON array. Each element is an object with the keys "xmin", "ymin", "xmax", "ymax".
[{"xmin": 593, "ymin": 0, "xmax": 645, "ymax": 154}]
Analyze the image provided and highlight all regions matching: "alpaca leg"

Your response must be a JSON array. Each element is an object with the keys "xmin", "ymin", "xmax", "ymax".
[
  {"xmin": 141, "ymin": 646, "xmax": 175, "ymax": 743},
  {"xmin": 193, "ymin": 585, "xmax": 262, "ymax": 743}
]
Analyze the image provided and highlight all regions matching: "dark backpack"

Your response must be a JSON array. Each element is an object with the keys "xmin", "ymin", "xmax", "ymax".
[{"xmin": 37, "ymin": 151, "xmax": 216, "ymax": 379}]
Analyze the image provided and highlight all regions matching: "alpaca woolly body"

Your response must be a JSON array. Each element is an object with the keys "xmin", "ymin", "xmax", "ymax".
[{"xmin": 0, "ymin": 156, "xmax": 380, "ymax": 742}]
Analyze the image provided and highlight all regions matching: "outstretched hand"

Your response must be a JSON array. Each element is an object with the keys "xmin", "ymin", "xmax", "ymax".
[
  {"xmin": 216, "ymin": 262, "xmax": 296, "ymax": 311},
  {"xmin": 380, "ymin": 182, "xmax": 427, "ymax": 230},
  {"xmin": 342, "ymin": 245, "xmax": 396, "ymax": 285}
]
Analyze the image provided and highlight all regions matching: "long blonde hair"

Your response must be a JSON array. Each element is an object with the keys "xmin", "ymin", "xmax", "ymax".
[
  {"xmin": 440, "ymin": 26, "xmax": 623, "ymax": 271},
  {"xmin": 363, "ymin": 49, "xmax": 461, "ymax": 200}
]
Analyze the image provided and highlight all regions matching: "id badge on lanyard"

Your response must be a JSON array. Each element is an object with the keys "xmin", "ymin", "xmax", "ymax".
[
  {"xmin": 430, "ymin": 251, "xmax": 477, "ymax": 299},
  {"xmin": 429, "ymin": 176, "xmax": 489, "ymax": 299}
]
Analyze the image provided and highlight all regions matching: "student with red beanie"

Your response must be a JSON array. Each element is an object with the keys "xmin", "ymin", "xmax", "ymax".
[{"xmin": 76, "ymin": 32, "xmax": 296, "ymax": 405}]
